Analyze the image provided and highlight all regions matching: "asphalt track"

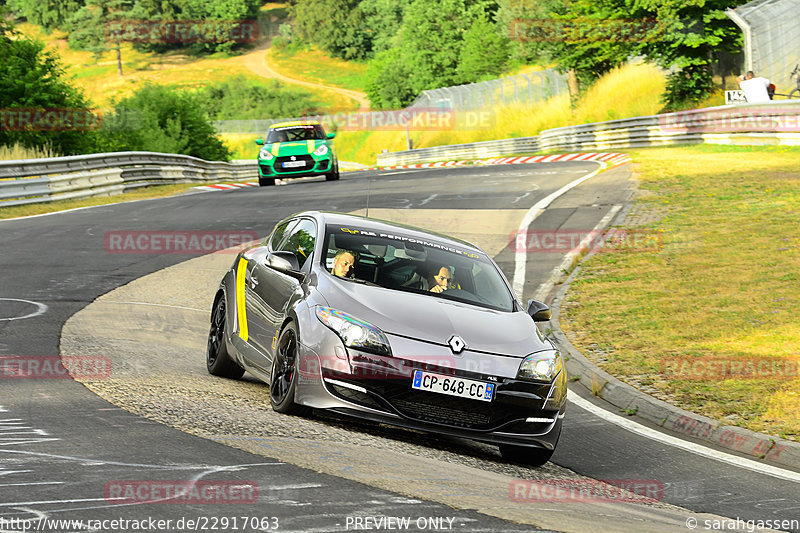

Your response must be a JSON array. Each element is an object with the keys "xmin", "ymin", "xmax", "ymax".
[{"xmin": 1, "ymin": 162, "xmax": 798, "ymax": 532}]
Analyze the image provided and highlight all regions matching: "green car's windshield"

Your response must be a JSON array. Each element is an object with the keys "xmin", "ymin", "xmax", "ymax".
[
  {"xmin": 322, "ymin": 225, "xmax": 515, "ymax": 312},
  {"xmin": 266, "ymin": 125, "xmax": 326, "ymax": 143}
]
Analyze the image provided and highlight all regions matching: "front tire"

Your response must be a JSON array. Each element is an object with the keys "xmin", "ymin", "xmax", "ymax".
[
  {"xmin": 269, "ymin": 322, "xmax": 310, "ymax": 415},
  {"xmin": 206, "ymin": 295, "xmax": 245, "ymax": 379},
  {"xmin": 259, "ymin": 176, "xmax": 276, "ymax": 186},
  {"xmin": 325, "ymin": 170, "xmax": 339, "ymax": 181}
]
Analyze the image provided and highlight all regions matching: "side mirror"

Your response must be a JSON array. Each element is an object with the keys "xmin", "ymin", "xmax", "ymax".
[
  {"xmin": 255, "ymin": 139, "xmax": 264, "ymax": 145},
  {"xmin": 326, "ymin": 132, "xmax": 336, "ymax": 139},
  {"xmin": 526, "ymin": 299, "xmax": 551, "ymax": 322},
  {"xmin": 267, "ymin": 251, "xmax": 300, "ymax": 273}
]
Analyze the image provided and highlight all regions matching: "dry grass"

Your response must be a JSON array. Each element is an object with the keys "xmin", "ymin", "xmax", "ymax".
[
  {"xmin": 221, "ymin": 133, "xmax": 262, "ymax": 160},
  {"xmin": 560, "ymin": 145, "xmax": 800, "ymax": 439},
  {"xmin": 0, "ymin": 143, "xmax": 59, "ymax": 162},
  {"xmin": 334, "ymin": 62, "xmax": 667, "ymax": 164},
  {"xmin": 16, "ymin": 22, "xmax": 348, "ymax": 110}
]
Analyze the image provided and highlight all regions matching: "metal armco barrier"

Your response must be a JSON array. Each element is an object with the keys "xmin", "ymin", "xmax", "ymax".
[
  {"xmin": 377, "ymin": 102, "xmax": 800, "ymax": 166},
  {"xmin": 0, "ymin": 152, "xmax": 258, "ymax": 207}
]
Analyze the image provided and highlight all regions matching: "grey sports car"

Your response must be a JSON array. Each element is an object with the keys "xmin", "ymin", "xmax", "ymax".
[{"xmin": 206, "ymin": 211, "xmax": 566, "ymax": 465}]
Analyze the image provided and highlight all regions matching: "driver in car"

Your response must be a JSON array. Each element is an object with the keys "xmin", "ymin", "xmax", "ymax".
[
  {"xmin": 331, "ymin": 249, "xmax": 358, "ymax": 278},
  {"xmin": 428, "ymin": 266, "xmax": 453, "ymax": 293}
]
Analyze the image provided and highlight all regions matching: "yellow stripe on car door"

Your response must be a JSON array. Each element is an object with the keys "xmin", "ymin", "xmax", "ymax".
[{"xmin": 236, "ymin": 258, "xmax": 248, "ymax": 341}]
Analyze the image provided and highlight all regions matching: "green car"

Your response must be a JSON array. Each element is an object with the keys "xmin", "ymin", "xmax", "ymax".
[{"xmin": 255, "ymin": 121, "xmax": 339, "ymax": 186}]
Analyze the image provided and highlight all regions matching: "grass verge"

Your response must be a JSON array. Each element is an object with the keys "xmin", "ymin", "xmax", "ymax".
[
  {"xmin": 559, "ymin": 144, "xmax": 800, "ymax": 440},
  {"xmin": 267, "ymin": 46, "xmax": 368, "ymax": 93},
  {"xmin": 0, "ymin": 183, "xmax": 202, "ymax": 220},
  {"xmin": 333, "ymin": 62, "xmax": 667, "ymax": 165}
]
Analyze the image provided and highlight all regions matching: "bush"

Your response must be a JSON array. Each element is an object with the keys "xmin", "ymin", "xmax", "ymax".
[
  {"xmin": 194, "ymin": 76, "xmax": 321, "ymax": 120},
  {"xmin": 97, "ymin": 84, "xmax": 231, "ymax": 161}
]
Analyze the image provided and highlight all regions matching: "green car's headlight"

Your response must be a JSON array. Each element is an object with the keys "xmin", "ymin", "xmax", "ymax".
[
  {"xmin": 517, "ymin": 350, "xmax": 563, "ymax": 381},
  {"xmin": 259, "ymin": 147, "xmax": 274, "ymax": 160},
  {"xmin": 313, "ymin": 144, "xmax": 329, "ymax": 156},
  {"xmin": 316, "ymin": 306, "xmax": 391, "ymax": 356}
]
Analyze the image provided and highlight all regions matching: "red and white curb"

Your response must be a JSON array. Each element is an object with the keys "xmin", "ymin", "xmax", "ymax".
[
  {"xmin": 193, "ymin": 182, "xmax": 257, "ymax": 191},
  {"xmin": 363, "ymin": 152, "xmax": 631, "ymax": 171},
  {"xmin": 191, "ymin": 153, "xmax": 631, "ymax": 191}
]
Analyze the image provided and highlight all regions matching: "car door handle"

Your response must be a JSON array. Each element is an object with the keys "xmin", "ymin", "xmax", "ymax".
[{"xmin": 249, "ymin": 275, "xmax": 259, "ymax": 290}]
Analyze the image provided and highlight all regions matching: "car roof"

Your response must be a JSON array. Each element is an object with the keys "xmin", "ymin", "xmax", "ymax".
[
  {"xmin": 270, "ymin": 121, "xmax": 322, "ymax": 129},
  {"xmin": 295, "ymin": 211, "xmax": 484, "ymax": 254}
]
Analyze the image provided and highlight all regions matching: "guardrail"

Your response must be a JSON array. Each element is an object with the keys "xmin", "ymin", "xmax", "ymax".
[
  {"xmin": 0, "ymin": 152, "xmax": 258, "ymax": 207},
  {"xmin": 377, "ymin": 102, "xmax": 800, "ymax": 166}
]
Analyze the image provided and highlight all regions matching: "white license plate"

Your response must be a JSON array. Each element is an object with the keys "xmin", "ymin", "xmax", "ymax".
[
  {"xmin": 412, "ymin": 370, "xmax": 494, "ymax": 402},
  {"xmin": 282, "ymin": 160, "xmax": 306, "ymax": 168}
]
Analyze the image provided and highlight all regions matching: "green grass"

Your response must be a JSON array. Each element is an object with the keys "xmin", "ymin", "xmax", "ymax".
[
  {"xmin": 0, "ymin": 183, "xmax": 202, "ymax": 219},
  {"xmin": 267, "ymin": 46, "xmax": 368, "ymax": 93},
  {"xmin": 560, "ymin": 145, "xmax": 800, "ymax": 440}
]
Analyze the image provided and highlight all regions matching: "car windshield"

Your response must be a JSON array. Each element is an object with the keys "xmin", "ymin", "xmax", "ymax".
[
  {"xmin": 266, "ymin": 125, "xmax": 326, "ymax": 143},
  {"xmin": 321, "ymin": 225, "xmax": 515, "ymax": 312}
]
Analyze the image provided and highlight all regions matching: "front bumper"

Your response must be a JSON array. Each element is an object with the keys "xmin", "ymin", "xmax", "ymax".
[
  {"xmin": 299, "ymin": 345, "xmax": 565, "ymax": 449},
  {"xmin": 258, "ymin": 155, "xmax": 333, "ymax": 177}
]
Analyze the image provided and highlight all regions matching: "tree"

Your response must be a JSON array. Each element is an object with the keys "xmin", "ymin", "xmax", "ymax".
[
  {"xmin": 360, "ymin": 0, "xmax": 411, "ymax": 54},
  {"xmin": 0, "ymin": 12, "xmax": 97, "ymax": 155},
  {"xmin": 6, "ymin": 0, "xmax": 84, "ymax": 30},
  {"xmin": 634, "ymin": 0, "xmax": 742, "ymax": 109},
  {"xmin": 96, "ymin": 84, "xmax": 231, "ymax": 161},
  {"xmin": 365, "ymin": 47, "xmax": 416, "ymax": 109},
  {"xmin": 458, "ymin": 11, "xmax": 510, "ymax": 83},
  {"xmin": 364, "ymin": 0, "xmax": 503, "ymax": 108},
  {"xmin": 502, "ymin": 0, "xmax": 742, "ymax": 108},
  {"xmin": 291, "ymin": 0, "xmax": 372, "ymax": 60},
  {"xmin": 194, "ymin": 76, "xmax": 320, "ymax": 120},
  {"xmin": 68, "ymin": 0, "xmax": 134, "ymax": 76},
  {"xmin": 397, "ymin": 0, "xmax": 474, "ymax": 93}
]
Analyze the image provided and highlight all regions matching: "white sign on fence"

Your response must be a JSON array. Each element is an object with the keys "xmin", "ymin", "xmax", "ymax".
[{"xmin": 725, "ymin": 90, "xmax": 748, "ymax": 105}]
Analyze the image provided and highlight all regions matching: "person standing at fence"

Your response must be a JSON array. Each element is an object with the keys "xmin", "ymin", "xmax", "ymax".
[{"xmin": 738, "ymin": 71, "xmax": 771, "ymax": 103}]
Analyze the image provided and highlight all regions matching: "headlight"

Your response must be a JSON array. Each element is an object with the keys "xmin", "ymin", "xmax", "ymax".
[
  {"xmin": 517, "ymin": 350, "xmax": 563, "ymax": 381},
  {"xmin": 259, "ymin": 147, "xmax": 274, "ymax": 160},
  {"xmin": 316, "ymin": 306, "xmax": 391, "ymax": 356},
  {"xmin": 313, "ymin": 144, "xmax": 329, "ymax": 156}
]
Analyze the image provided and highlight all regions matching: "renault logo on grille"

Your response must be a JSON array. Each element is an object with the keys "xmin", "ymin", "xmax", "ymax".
[
  {"xmin": 290, "ymin": 156, "xmax": 297, "ymax": 161},
  {"xmin": 448, "ymin": 335, "xmax": 466, "ymax": 354}
]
